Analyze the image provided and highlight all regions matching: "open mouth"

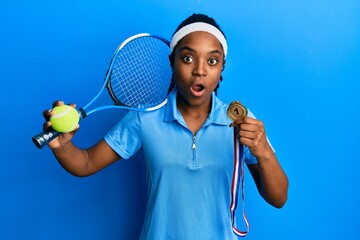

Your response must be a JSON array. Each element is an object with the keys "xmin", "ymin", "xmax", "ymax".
[{"xmin": 190, "ymin": 83, "xmax": 206, "ymax": 97}]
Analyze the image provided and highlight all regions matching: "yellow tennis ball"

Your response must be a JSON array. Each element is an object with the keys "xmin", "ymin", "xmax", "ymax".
[{"xmin": 50, "ymin": 105, "xmax": 79, "ymax": 133}]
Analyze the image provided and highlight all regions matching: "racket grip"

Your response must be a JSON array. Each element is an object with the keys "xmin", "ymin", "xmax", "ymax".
[{"xmin": 32, "ymin": 129, "xmax": 61, "ymax": 149}]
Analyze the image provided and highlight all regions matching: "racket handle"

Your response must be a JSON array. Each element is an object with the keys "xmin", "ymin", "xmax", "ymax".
[{"xmin": 32, "ymin": 129, "xmax": 61, "ymax": 149}]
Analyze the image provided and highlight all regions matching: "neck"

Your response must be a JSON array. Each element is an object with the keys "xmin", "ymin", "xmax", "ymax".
[
  {"xmin": 177, "ymin": 93, "xmax": 212, "ymax": 114},
  {"xmin": 176, "ymin": 93, "xmax": 212, "ymax": 134}
]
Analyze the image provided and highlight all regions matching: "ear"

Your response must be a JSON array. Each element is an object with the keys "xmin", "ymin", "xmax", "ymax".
[
  {"xmin": 222, "ymin": 59, "xmax": 226, "ymax": 72},
  {"xmin": 168, "ymin": 53, "xmax": 175, "ymax": 70}
]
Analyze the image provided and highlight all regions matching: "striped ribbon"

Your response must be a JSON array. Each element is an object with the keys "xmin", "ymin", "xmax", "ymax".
[{"xmin": 230, "ymin": 127, "xmax": 250, "ymax": 237}]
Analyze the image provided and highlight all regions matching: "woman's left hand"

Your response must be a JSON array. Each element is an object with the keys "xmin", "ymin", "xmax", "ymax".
[{"xmin": 231, "ymin": 117, "xmax": 273, "ymax": 159}]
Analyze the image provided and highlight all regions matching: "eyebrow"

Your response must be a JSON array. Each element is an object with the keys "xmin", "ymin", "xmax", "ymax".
[{"xmin": 178, "ymin": 46, "xmax": 223, "ymax": 56}]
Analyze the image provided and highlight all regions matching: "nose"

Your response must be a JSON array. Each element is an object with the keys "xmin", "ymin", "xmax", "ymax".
[{"xmin": 192, "ymin": 61, "xmax": 207, "ymax": 77}]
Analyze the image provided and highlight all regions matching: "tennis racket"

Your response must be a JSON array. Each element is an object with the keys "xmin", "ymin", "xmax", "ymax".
[{"xmin": 32, "ymin": 33, "xmax": 173, "ymax": 149}]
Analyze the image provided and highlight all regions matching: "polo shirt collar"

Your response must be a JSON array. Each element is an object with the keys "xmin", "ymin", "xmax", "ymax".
[{"xmin": 163, "ymin": 90, "xmax": 229, "ymax": 126}]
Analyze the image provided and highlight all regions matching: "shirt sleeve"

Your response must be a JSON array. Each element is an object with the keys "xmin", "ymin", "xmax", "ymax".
[{"xmin": 104, "ymin": 111, "xmax": 142, "ymax": 159}]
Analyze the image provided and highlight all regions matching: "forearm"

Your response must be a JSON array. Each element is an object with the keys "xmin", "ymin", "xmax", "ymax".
[
  {"xmin": 256, "ymin": 150, "xmax": 288, "ymax": 208},
  {"xmin": 52, "ymin": 142, "xmax": 93, "ymax": 177},
  {"xmin": 236, "ymin": 116, "xmax": 288, "ymax": 207}
]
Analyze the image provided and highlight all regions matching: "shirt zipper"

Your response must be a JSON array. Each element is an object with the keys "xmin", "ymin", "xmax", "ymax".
[
  {"xmin": 191, "ymin": 135, "xmax": 198, "ymax": 167},
  {"xmin": 192, "ymin": 135, "xmax": 196, "ymax": 150}
]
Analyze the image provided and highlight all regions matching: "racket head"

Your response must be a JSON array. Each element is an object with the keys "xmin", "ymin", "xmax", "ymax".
[{"xmin": 106, "ymin": 33, "xmax": 173, "ymax": 110}]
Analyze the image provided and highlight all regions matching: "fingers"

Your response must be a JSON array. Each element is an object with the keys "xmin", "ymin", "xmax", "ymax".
[
  {"xmin": 44, "ymin": 100, "xmax": 77, "ymax": 117},
  {"xmin": 42, "ymin": 100, "xmax": 77, "ymax": 131},
  {"xmin": 230, "ymin": 117, "xmax": 273, "ymax": 158},
  {"xmin": 229, "ymin": 116, "xmax": 259, "ymax": 128},
  {"xmin": 42, "ymin": 120, "xmax": 52, "ymax": 131},
  {"xmin": 52, "ymin": 100, "xmax": 65, "ymax": 108},
  {"xmin": 231, "ymin": 117, "xmax": 266, "ymax": 143},
  {"xmin": 42, "ymin": 109, "xmax": 52, "ymax": 119},
  {"xmin": 229, "ymin": 116, "xmax": 245, "ymax": 127},
  {"xmin": 240, "ymin": 118, "xmax": 264, "ymax": 137},
  {"xmin": 68, "ymin": 103, "xmax": 77, "ymax": 108},
  {"xmin": 42, "ymin": 108, "xmax": 53, "ymax": 131},
  {"xmin": 52, "ymin": 100, "xmax": 77, "ymax": 109},
  {"xmin": 43, "ymin": 100, "xmax": 64, "ymax": 119},
  {"xmin": 240, "ymin": 118, "xmax": 264, "ymax": 134}
]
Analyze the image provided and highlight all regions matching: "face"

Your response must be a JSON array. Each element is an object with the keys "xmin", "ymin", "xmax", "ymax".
[{"xmin": 172, "ymin": 31, "xmax": 224, "ymax": 109}]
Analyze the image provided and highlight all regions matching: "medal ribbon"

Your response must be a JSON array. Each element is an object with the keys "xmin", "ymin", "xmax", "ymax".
[{"xmin": 230, "ymin": 127, "xmax": 250, "ymax": 237}]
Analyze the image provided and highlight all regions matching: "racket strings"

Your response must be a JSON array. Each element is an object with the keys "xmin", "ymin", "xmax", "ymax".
[{"xmin": 110, "ymin": 36, "xmax": 171, "ymax": 108}]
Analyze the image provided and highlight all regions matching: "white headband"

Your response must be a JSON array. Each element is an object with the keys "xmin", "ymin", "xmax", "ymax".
[{"xmin": 169, "ymin": 22, "xmax": 228, "ymax": 59}]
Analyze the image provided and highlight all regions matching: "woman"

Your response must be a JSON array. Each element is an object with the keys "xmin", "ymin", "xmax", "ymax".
[{"xmin": 43, "ymin": 13, "xmax": 288, "ymax": 240}]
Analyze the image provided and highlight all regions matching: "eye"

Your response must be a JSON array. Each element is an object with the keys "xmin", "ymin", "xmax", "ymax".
[
  {"xmin": 182, "ymin": 55, "xmax": 194, "ymax": 63},
  {"xmin": 208, "ymin": 58, "xmax": 218, "ymax": 66}
]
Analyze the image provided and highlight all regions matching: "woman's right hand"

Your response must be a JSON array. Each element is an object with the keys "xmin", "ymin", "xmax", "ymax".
[{"xmin": 43, "ymin": 100, "xmax": 79, "ymax": 149}]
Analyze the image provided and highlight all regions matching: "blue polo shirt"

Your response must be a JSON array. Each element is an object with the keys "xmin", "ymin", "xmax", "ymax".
[{"xmin": 104, "ymin": 90, "xmax": 257, "ymax": 240}]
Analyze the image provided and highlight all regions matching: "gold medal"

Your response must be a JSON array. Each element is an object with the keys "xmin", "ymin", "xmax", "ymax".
[{"xmin": 227, "ymin": 101, "xmax": 247, "ymax": 121}]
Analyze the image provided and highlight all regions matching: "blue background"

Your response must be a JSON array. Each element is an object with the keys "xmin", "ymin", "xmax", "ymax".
[{"xmin": 1, "ymin": 0, "xmax": 359, "ymax": 239}]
